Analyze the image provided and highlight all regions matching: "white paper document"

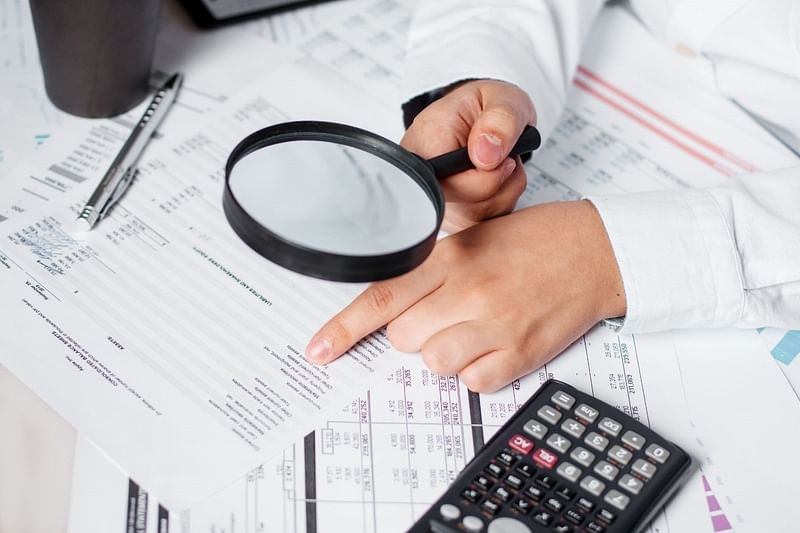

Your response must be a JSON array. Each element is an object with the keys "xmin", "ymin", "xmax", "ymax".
[
  {"xmin": 53, "ymin": 6, "xmax": 800, "ymax": 533},
  {"xmin": 0, "ymin": 55, "xmax": 408, "ymax": 509},
  {"xmin": 178, "ymin": 8, "xmax": 799, "ymax": 533},
  {"xmin": 2, "ymin": 2, "xmax": 798, "ymax": 531}
]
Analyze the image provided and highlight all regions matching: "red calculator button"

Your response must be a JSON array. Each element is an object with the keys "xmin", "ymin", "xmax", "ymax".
[
  {"xmin": 508, "ymin": 434, "xmax": 534, "ymax": 454},
  {"xmin": 533, "ymin": 448, "xmax": 559, "ymax": 469}
]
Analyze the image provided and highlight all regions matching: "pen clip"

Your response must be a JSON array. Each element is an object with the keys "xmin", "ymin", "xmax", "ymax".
[{"xmin": 97, "ymin": 167, "xmax": 138, "ymax": 221}]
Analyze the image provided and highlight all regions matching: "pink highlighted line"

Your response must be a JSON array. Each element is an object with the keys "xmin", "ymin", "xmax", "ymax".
[{"xmin": 573, "ymin": 78, "xmax": 735, "ymax": 177}]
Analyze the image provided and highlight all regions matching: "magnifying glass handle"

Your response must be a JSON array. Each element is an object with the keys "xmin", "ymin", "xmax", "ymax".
[{"xmin": 427, "ymin": 125, "xmax": 542, "ymax": 178}]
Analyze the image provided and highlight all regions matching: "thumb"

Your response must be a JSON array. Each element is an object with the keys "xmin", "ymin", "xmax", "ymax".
[{"xmin": 468, "ymin": 87, "xmax": 535, "ymax": 170}]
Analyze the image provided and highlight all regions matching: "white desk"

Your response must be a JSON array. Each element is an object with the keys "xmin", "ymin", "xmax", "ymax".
[{"xmin": 0, "ymin": 364, "xmax": 75, "ymax": 533}]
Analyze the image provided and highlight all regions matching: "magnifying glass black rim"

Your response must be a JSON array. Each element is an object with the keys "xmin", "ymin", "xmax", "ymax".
[{"xmin": 222, "ymin": 120, "xmax": 445, "ymax": 283}]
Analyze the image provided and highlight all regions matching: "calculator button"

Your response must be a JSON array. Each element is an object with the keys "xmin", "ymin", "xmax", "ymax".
[
  {"xmin": 486, "ymin": 517, "xmax": 533, "ymax": 533},
  {"xmin": 621, "ymin": 430, "xmax": 646, "ymax": 450},
  {"xmin": 493, "ymin": 486, "xmax": 512, "ymax": 502},
  {"xmin": 556, "ymin": 462, "xmax": 582, "ymax": 483},
  {"xmin": 440, "ymin": 503, "xmax": 460, "ymax": 521},
  {"xmin": 532, "ymin": 448, "xmax": 558, "ymax": 470},
  {"xmin": 515, "ymin": 463, "xmax": 535, "ymax": 478},
  {"xmin": 525, "ymin": 485, "xmax": 544, "ymax": 502},
  {"xmin": 645, "ymin": 443, "xmax": 671, "ymax": 464},
  {"xmin": 593, "ymin": 460, "xmax": 620, "ymax": 481},
  {"xmin": 564, "ymin": 508, "xmax": 585, "ymax": 525},
  {"xmin": 482, "ymin": 499, "xmax": 501, "ymax": 515},
  {"xmin": 522, "ymin": 419, "xmax": 548, "ymax": 440},
  {"xmin": 486, "ymin": 463, "xmax": 506, "ymax": 478},
  {"xmin": 570, "ymin": 446, "xmax": 596, "ymax": 467},
  {"xmin": 462, "ymin": 487, "xmax": 481, "ymax": 502},
  {"xmin": 632, "ymin": 458, "xmax": 657, "ymax": 479},
  {"xmin": 544, "ymin": 497, "xmax": 564, "ymax": 513},
  {"xmin": 535, "ymin": 473, "xmax": 557, "ymax": 490},
  {"xmin": 586, "ymin": 520, "xmax": 606, "ymax": 532},
  {"xmin": 618, "ymin": 474, "xmax": 644, "ymax": 495},
  {"xmin": 462, "ymin": 515, "xmax": 484, "ymax": 532},
  {"xmin": 607, "ymin": 445, "xmax": 633, "ymax": 465},
  {"xmin": 574, "ymin": 403, "xmax": 599, "ymax": 423},
  {"xmin": 604, "ymin": 489, "xmax": 630, "ymax": 510},
  {"xmin": 597, "ymin": 417, "xmax": 623, "ymax": 437},
  {"xmin": 512, "ymin": 497, "xmax": 534, "ymax": 514},
  {"xmin": 555, "ymin": 485, "xmax": 577, "ymax": 501},
  {"xmin": 584, "ymin": 432, "xmax": 609, "ymax": 452},
  {"xmin": 579, "ymin": 476, "xmax": 606, "ymax": 496},
  {"xmin": 546, "ymin": 433, "xmax": 572, "ymax": 454},
  {"xmin": 596, "ymin": 508, "xmax": 616, "ymax": 524},
  {"xmin": 537, "ymin": 405, "xmax": 562, "ymax": 425},
  {"xmin": 508, "ymin": 434, "xmax": 534, "ymax": 455},
  {"xmin": 474, "ymin": 474, "xmax": 493, "ymax": 491},
  {"xmin": 553, "ymin": 524, "xmax": 574, "ymax": 533},
  {"xmin": 496, "ymin": 451, "xmax": 516, "ymax": 466},
  {"xmin": 551, "ymin": 390, "xmax": 576, "ymax": 409},
  {"xmin": 576, "ymin": 497, "xmax": 595, "ymax": 512},
  {"xmin": 561, "ymin": 418, "xmax": 586, "ymax": 439},
  {"xmin": 532, "ymin": 510, "xmax": 554, "ymax": 526},
  {"xmin": 504, "ymin": 474, "xmax": 523, "ymax": 490}
]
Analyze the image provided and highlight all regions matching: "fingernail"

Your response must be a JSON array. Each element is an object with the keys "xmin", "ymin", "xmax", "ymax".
[
  {"xmin": 476, "ymin": 134, "xmax": 503, "ymax": 167},
  {"xmin": 500, "ymin": 158, "xmax": 516, "ymax": 183},
  {"xmin": 306, "ymin": 337, "xmax": 331, "ymax": 363}
]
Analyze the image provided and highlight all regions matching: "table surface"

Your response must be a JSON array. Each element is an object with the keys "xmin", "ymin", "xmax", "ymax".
[{"xmin": 0, "ymin": 364, "xmax": 76, "ymax": 533}]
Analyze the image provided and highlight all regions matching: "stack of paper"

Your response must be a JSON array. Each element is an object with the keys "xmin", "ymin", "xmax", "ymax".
[{"xmin": 0, "ymin": 1, "xmax": 798, "ymax": 532}]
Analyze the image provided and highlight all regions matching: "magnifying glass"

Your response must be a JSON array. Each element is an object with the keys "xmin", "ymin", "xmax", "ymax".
[{"xmin": 222, "ymin": 121, "xmax": 541, "ymax": 282}]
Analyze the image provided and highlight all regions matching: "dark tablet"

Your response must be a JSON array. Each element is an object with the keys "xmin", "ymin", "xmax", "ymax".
[{"xmin": 180, "ymin": 0, "xmax": 336, "ymax": 28}]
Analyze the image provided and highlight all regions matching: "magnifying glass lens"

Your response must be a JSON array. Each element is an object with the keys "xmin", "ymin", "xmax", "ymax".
[
  {"xmin": 228, "ymin": 140, "xmax": 438, "ymax": 256},
  {"xmin": 224, "ymin": 122, "xmax": 537, "ymax": 281}
]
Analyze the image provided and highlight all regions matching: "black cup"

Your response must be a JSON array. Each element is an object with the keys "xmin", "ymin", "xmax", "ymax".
[{"xmin": 29, "ymin": 0, "xmax": 163, "ymax": 118}]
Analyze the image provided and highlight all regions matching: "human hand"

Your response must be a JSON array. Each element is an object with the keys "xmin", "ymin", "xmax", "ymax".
[
  {"xmin": 402, "ymin": 79, "xmax": 536, "ymax": 233},
  {"xmin": 305, "ymin": 201, "xmax": 626, "ymax": 393}
]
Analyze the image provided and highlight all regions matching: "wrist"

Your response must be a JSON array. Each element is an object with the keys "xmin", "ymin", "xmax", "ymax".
[{"xmin": 578, "ymin": 200, "xmax": 627, "ymax": 320}]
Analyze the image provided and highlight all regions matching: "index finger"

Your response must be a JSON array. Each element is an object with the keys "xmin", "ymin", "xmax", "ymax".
[{"xmin": 305, "ymin": 256, "xmax": 445, "ymax": 364}]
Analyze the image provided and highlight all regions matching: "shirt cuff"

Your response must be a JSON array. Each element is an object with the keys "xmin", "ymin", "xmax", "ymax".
[
  {"xmin": 588, "ymin": 189, "xmax": 745, "ymax": 333},
  {"xmin": 402, "ymin": 32, "xmax": 564, "ymax": 140}
]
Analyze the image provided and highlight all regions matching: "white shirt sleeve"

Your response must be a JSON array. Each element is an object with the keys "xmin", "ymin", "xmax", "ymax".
[
  {"xmin": 590, "ymin": 167, "xmax": 800, "ymax": 332},
  {"xmin": 404, "ymin": 0, "xmax": 800, "ymax": 334},
  {"xmin": 403, "ymin": 0, "xmax": 604, "ymax": 139},
  {"xmin": 590, "ymin": 0, "xmax": 800, "ymax": 332}
]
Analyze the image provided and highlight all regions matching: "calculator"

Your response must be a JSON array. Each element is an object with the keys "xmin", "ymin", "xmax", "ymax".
[{"xmin": 409, "ymin": 379, "xmax": 693, "ymax": 533}]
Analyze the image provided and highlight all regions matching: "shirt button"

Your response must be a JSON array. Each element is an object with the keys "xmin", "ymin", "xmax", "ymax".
[{"xmin": 674, "ymin": 42, "xmax": 698, "ymax": 57}]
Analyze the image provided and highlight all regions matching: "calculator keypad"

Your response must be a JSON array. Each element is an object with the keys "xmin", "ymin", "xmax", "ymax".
[
  {"xmin": 580, "ymin": 475, "xmax": 606, "ymax": 496},
  {"xmin": 523, "ymin": 419, "xmax": 548, "ymax": 440},
  {"xmin": 551, "ymin": 391, "xmax": 576, "ymax": 410},
  {"xmin": 570, "ymin": 446, "xmax": 595, "ymax": 467},
  {"xmin": 556, "ymin": 462, "xmax": 582, "ymax": 483},
  {"xmin": 597, "ymin": 417, "xmax": 623, "ymax": 437},
  {"xmin": 621, "ymin": 430, "xmax": 646, "ymax": 450},
  {"xmin": 561, "ymin": 418, "xmax": 586, "ymax": 439},
  {"xmin": 607, "ymin": 445, "xmax": 633, "ymax": 466},
  {"xmin": 538, "ymin": 405, "xmax": 562, "ymax": 425},
  {"xmin": 645, "ymin": 443, "xmax": 670, "ymax": 464},
  {"xmin": 546, "ymin": 433, "xmax": 572, "ymax": 454},
  {"xmin": 417, "ymin": 382, "xmax": 689, "ymax": 533},
  {"xmin": 584, "ymin": 432, "xmax": 610, "ymax": 452}
]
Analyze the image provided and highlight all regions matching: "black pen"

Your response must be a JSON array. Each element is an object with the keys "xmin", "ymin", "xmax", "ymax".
[{"xmin": 77, "ymin": 72, "xmax": 184, "ymax": 230}]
